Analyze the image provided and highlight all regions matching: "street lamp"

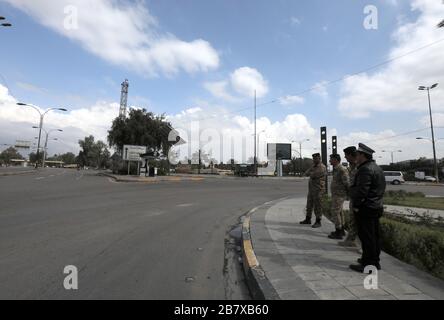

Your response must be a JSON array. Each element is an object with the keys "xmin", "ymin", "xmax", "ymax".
[
  {"xmin": 418, "ymin": 83, "xmax": 439, "ymax": 183},
  {"xmin": 292, "ymin": 139, "xmax": 310, "ymax": 176},
  {"xmin": 381, "ymin": 150, "xmax": 402, "ymax": 165},
  {"xmin": 32, "ymin": 127, "xmax": 63, "ymax": 167},
  {"xmin": 0, "ymin": 16, "xmax": 11, "ymax": 27},
  {"xmin": 256, "ymin": 130, "xmax": 266, "ymax": 163},
  {"xmin": 18, "ymin": 102, "xmax": 67, "ymax": 168}
]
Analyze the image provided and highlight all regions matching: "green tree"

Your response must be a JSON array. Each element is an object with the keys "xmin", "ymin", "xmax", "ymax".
[
  {"xmin": 108, "ymin": 109, "xmax": 176, "ymax": 157},
  {"xmin": 0, "ymin": 147, "xmax": 24, "ymax": 165},
  {"xmin": 29, "ymin": 152, "xmax": 43, "ymax": 164},
  {"xmin": 78, "ymin": 136, "xmax": 110, "ymax": 169}
]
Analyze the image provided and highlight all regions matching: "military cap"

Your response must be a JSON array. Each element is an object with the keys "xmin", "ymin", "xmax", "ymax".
[
  {"xmin": 312, "ymin": 153, "xmax": 321, "ymax": 158},
  {"xmin": 330, "ymin": 154, "xmax": 341, "ymax": 162},
  {"xmin": 357, "ymin": 143, "xmax": 375, "ymax": 155},
  {"xmin": 343, "ymin": 146, "xmax": 357, "ymax": 155}
]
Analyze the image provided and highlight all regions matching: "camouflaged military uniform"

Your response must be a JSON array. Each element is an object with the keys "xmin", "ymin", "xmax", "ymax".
[
  {"xmin": 305, "ymin": 163, "xmax": 327, "ymax": 220},
  {"xmin": 346, "ymin": 162, "xmax": 358, "ymax": 240},
  {"xmin": 330, "ymin": 164, "xmax": 349, "ymax": 229}
]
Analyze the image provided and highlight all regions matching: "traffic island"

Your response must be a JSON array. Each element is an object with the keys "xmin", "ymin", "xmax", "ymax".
[{"xmin": 243, "ymin": 197, "xmax": 444, "ymax": 300}]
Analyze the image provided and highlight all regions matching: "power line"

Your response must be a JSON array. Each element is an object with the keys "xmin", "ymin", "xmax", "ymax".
[{"xmin": 188, "ymin": 37, "xmax": 444, "ymax": 124}]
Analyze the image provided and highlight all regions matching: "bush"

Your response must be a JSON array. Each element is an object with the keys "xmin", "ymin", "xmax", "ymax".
[
  {"xmin": 322, "ymin": 195, "xmax": 444, "ymax": 280},
  {"xmin": 385, "ymin": 190, "xmax": 425, "ymax": 199},
  {"xmin": 380, "ymin": 217, "xmax": 444, "ymax": 280}
]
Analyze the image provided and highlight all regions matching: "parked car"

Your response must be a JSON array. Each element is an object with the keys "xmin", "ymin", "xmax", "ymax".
[
  {"xmin": 384, "ymin": 171, "xmax": 405, "ymax": 185},
  {"xmin": 424, "ymin": 176, "xmax": 437, "ymax": 182}
]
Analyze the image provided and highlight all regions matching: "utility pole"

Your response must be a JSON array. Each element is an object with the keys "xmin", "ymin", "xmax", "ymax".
[
  {"xmin": 419, "ymin": 84, "xmax": 439, "ymax": 183},
  {"xmin": 198, "ymin": 149, "xmax": 201, "ymax": 174},
  {"xmin": 254, "ymin": 90, "xmax": 257, "ymax": 176}
]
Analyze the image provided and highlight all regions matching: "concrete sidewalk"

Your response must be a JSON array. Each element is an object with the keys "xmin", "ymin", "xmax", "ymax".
[{"xmin": 246, "ymin": 198, "xmax": 444, "ymax": 300}]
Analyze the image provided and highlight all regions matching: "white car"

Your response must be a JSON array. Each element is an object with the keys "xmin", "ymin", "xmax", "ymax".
[
  {"xmin": 424, "ymin": 176, "xmax": 437, "ymax": 182},
  {"xmin": 384, "ymin": 171, "xmax": 405, "ymax": 185}
]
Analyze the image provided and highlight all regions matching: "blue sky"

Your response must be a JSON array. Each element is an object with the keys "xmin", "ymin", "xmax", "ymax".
[{"xmin": 0, "ymin": 0, "xmax": 443, "ymax": 163}]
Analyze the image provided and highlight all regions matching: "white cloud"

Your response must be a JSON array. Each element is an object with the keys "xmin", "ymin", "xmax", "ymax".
[
  {"xmin": 16, "ymin": 82, "xmax": 49, "ymax": 94},
  {"xmin": 290, "ymin": 17, "xmax": 301, "ymax": 26},
  {"xmin": 4, "ymin": 0, "xmax": 219, "ymax": 77},
  {"xmin": 203, "ymin": 81, "xmax": 239, "ymax": 103},
  {"xmin": 337, "ymin": 127, "xmax": 444, "ymax": 164},
  {"xmin": 312, "ymin": 81, "xmax": 329, "ymax": 99},
  {"xmin": 167, "ymin": 101, "xmax": 316, "ymax": 163},
  {"xmin": 0, "ymin": 84, "xmax": 118, "ymax": 155},
  {"xmin": 279, "ymin": 95, "xmax": 305, "ymax": 106},
  {"xmin": 204, "ymin": 67, "xmax": 269, "ymax": 102},
  {"xmin": 421, "ymin": 113, "xmax": 444, "ymax": 128},
  {"xmin": 230, "ymin": 67, "xmax": 269, "ymax": 98},
  {"xmin": 339, "ymin": 0, "xmax": 444, "ymax": 119}
]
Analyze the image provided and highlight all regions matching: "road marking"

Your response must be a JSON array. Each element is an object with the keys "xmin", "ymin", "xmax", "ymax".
[
  {"xmin": 35, "ymin": 177, "xmax": 45, "ymax": 180},
  {"xmin": 49, "ymin": 175, "xmax": 55, "ymax": 177},
  {"xmin": 177, "ymin": 203, "xmax": 194, "ymax": 207}
]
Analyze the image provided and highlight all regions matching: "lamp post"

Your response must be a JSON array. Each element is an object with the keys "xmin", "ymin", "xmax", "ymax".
[
  {"xmin": 33, "ymin": 127, "xmax": 63, "ymax": 167},
  {"xmin": 0, "ymin": 16, "xmax": 11, "ymax": 27},
  {"xmin": 256, "ymin": 130, "xmax": 266, "ymax": 164},
  {"xmin": 18, "ymin": 103, "xmax": 67, "ymax": 168},
  {"xmin": 419, "ymin": 83, "xmax": 439, "ymax": 183},
  {"xmin": 381, "ymin": 150, "xmax": 402, "ymax": 165},
  {"xmin": 292, "ymin": 139, "xmax": 310, "ymax": 176}
]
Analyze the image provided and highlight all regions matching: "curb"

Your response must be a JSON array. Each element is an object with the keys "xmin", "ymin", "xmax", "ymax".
[
  {"xmin": 241, "ymin": 205, "xmax": 280, "ymax": 300},
  {"xmin": 0, "ymin": 170, "xmax": 36, "ymax": 177},
  {"xmin": 98, "ymin": 172, "xmax": 204, "ymax": 183}
]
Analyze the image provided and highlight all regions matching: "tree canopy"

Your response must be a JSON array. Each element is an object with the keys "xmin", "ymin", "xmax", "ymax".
[
  {"xmin": 108, "ymin": 109, "xmax": 176, "ymax": 157},
  {"xmin": 0, "ymin": 147, "xmax": 24, "ymax": 165},
  {"xmin": 78, "ymin": 136, "xmax": 110, "ymax": 168}
]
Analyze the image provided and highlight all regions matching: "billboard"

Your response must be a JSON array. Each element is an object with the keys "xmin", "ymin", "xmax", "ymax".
[
  {"xmin": 122, "ymin": 145, "xmax": 147, "ymax": 162},
  {"xmin": 267, "ymin": 143, "xmax": 292, "ymax": 160},
  {"xmin": 15, "ymin": 140, "xmax": 31, "ymax": 149}
]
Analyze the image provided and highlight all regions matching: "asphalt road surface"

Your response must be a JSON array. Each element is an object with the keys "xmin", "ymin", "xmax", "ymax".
[
  {"xmin": 0, "ymin": 168, "xmax": 303, "ymax": 300},
  {"xmin": 1, "ymin": 169, "xmax": 441, "ymax": 300}
]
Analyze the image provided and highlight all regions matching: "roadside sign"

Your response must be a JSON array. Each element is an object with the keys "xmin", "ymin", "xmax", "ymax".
[
  {"xmin": 267, "ymin": 143, "xmax": 292, "ymax": 160},
  {"xmin": 15, "ymin": 140, "xmax": 31, "ymax": 149},
  {"xmin": 123, "ymin": 145, "xmax": 147, "ymax": 162}
]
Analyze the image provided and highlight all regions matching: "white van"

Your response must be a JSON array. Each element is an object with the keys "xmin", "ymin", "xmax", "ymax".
[{"xmin": 384, "ymin": 171, "xmax": 405, "ymax": 185}]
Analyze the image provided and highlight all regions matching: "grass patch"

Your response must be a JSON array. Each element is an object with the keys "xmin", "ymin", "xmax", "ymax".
[
  {"xmin": 322, "ymin": 195, "xmax": 444, "ymax": 280},
  {"xmin": 384, "ymin": 190, "xmax": 444, "ymax": 210}
]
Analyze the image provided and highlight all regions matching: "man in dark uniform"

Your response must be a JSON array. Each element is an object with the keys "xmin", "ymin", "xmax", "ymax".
[{"xmin": 349, "ymin": 143, "xmax": 386, "ymax": 273}]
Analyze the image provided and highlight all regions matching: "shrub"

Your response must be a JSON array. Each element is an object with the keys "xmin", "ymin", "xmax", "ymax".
[{"xmin": 380, "ymin": 217, "xmax": 444, "ymax": 280}]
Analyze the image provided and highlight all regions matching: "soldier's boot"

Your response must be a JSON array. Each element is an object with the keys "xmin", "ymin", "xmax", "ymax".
[
  {"xmin": 300, "ymin": 217, "xmax": 312, "ymax": 225},
  {"xmin": 328, "ymin": 228, "xmax": 344, "ymax": 239},
  {"xmin": 338, "ymin": 238, "xmax": 358, "ymax": 247},
  {"xmin": 312, "ymin": 219, "xmax": 322, "ymax": 228},
  {"xmin": 339, "ymin": 228, "xmax": 346, "ymax": 237}
]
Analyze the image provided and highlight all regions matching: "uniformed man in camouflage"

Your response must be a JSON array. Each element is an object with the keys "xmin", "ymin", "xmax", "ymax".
[
  {"xmin": 328, "ymin": 154, "xmax": 349, "ymax": 239},
  {"xmin": 338, "ymin": 146, "xmax": 359, "ymax": 247},
  {"xmin": 300, "ymin": 153, "xmax": 327, "ymax": 228}
]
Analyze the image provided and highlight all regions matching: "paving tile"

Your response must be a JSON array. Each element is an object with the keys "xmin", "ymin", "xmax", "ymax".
[
  {"xmin": 360, "ymin": 295, "xmax": 398, "ymax": 300},
  {"xmin": 291, "ymin": 264, "xmax": 323, "ymax": 273},
  {"xmin": 298, "ymin": 272, "xmax": 333, "ymax": 281},
  {"xmin": 271, "ymin": 277, "xmax": 309, "ymax": 293},
  {"xmin": 334, "ymin": 276, "xmax": 367, "ymax": 286},
  {"xmin": 305, "ymin": 279, "xmax": 342, "ymax": 291},
  {"xmin": 380, "ymin": 283, "xmax": 422, "ymax": 296},
  {"xmin": 393, "ymin": 294, "xmax": 433, "ymax": 300},
  {"xmin": 278, "ymin": 288, "xmax": 319, "ymax": 300},
  {"xmin": 346, "ymin": 285, "xmax": 391, "ymax": 298},
  {"xmin": 315, "ymin": 288, "xmax": 357, "ymax": 300}
]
